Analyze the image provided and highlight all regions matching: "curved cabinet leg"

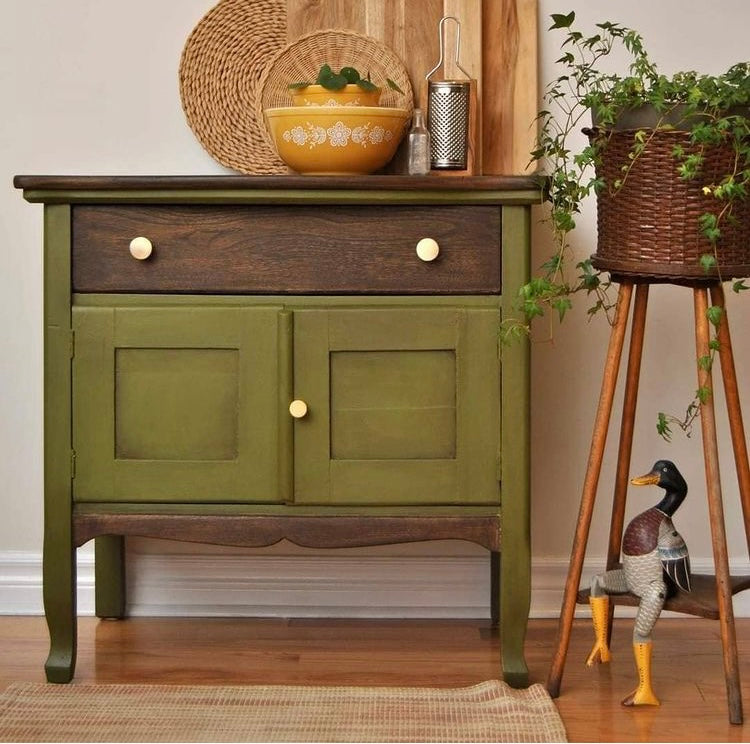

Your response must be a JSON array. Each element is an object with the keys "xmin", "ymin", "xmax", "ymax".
[
  {"xmin": 500, "ymin": 559, "xmax": 530, "ymax": 687},
  {"xmin": 43, "ymin": 534, "xmax": 77, "ymax": 683},
  {"xmin": 95, "ymin": 536, "xmax": 127, "ymax": 619},
  {"xmin": 43, "ymin": 204, "xmax": 76, "ymax": 683}
]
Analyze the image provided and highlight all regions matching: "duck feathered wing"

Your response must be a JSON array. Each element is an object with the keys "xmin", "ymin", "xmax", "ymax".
[{"xmin": 658, "ymin": 516, "xmax": 691, "ymax": 592}]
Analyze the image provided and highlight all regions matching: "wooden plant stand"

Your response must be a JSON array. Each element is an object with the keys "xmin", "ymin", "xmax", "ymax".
[{"xmin": 546, "ymin": 278, "xmax": 750, "ymax": 725}]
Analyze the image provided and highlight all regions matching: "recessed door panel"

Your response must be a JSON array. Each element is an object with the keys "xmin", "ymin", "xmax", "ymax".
[
  {"xmin": 330, "ymin": 349, "xmax": 457, "ymax": 460},
  {"xmin": 73, "ymin": 306, "xmax": 282, "ymax": 503},
  {"xmin": 293, "ymin": 307, "xmax": 500, "ymax": 505}
]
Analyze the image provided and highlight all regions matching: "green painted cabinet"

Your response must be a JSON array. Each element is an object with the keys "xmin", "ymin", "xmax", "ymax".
[{"xmin": 14, "ymin": 175, "xmax": 538, "ymax": 688}]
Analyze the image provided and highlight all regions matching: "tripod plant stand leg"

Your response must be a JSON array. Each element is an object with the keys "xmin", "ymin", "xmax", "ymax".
[
  {"xmin": 547, "ymin": 281, "xmax": 634, "ymax": 698},
  {"xmin": 709, "ymin": 284, "xmax": 750, "ymax": 556},
  {"xmin": 604, "ymin": 283, "xmax": 650, "ymax": 642},
  {"xmin": 694, "ymin": 286, "xmax": 743, "ymax": 725}
]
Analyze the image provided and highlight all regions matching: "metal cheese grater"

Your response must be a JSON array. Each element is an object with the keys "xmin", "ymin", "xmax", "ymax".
[{"xmin": 425, "ymin": 16, "xmax": 472, "ymax": 170}]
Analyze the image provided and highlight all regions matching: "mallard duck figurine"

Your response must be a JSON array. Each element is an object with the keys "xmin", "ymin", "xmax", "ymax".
[{"xmin": 586, "ymin": 459, "xmax": 691, "ymax": 707}]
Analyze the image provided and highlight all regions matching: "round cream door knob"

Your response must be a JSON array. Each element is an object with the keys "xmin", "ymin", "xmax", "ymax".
[
  {"xmin": 416, "ymin": 237, "xmax": 440, "ymax": 262},
  {"xmin": 129, "ymin": 236, "xmax": 153, "ymax": 260},
  {"xmin": 289, "ymin": 399, "xmax": 308, "ymax": 419}
]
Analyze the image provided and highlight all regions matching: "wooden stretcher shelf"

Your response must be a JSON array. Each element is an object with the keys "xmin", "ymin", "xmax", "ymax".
[{"xmin": 577, "ymin": 572, "xmax": 750, "ymax": 620}]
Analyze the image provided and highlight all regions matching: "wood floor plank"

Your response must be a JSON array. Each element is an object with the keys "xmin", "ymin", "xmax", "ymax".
[{"xmin": 0, "ymin": 616, "xmax": 747, "ymax": 741}]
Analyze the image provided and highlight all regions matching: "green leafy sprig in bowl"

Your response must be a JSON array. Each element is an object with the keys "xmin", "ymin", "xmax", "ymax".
[{"xmin": 289, "ymin": 64, "xmax": 404, "ymax": 94}]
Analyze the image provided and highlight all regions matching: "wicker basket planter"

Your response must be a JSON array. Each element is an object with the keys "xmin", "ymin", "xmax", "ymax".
[{"xmin": 588, "ymin": 109, "xmax": 750, "ymax": 282}]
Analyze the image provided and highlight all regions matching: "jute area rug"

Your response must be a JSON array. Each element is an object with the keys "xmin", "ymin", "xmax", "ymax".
[{"xmin": 0, "ymin": 680, "xmax": 567, "ymax": 742}]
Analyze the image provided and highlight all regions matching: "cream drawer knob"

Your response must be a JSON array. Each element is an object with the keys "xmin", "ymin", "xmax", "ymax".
[
  {"xmin": 129, "ymin": 236, "xmax": 153, "ymax": 260},
  {"xmin": 289, "ymin": 399, "xmax": 308, "ymax": 419},
  {"xmin": 416, "ymin": 237, "xmax": 440, "ymax": 262}
]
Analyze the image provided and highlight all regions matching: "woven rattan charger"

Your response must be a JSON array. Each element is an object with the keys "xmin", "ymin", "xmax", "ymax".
[
  {"xmin": 546, "ymin": 133, "xmax": 750, "ymax": 725},
  {"xmin": 179, "ymin": 0, "xmax": 287, "ymax": 174}
]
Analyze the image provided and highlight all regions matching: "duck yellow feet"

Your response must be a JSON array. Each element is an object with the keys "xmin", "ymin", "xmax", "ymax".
[
  {"xmin": 586, "ymin": 595, "xmax": 612, "ymax": 666},
  {"xmin": 621, "ymin": 641, "xmax": 660, "ymax": 706}
]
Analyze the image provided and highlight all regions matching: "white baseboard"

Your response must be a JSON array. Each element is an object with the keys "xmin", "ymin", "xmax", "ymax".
[
  {"xmin": 2, "ymin": 549, "xmax": 748, "ymax": 618},
  {"xmin": 0, "ymin": 550, "xmax": 96, "ymax": 616}
]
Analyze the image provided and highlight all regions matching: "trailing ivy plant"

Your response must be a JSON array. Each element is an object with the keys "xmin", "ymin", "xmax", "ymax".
[{"xmin": 524, "ymin": 11, "xmax": 750, "ymax": 439}]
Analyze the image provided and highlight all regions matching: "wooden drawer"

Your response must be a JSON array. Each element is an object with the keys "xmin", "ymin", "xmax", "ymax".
[{"xmin": 72, "ymin": 204, "xmax": 501, "ymax": 294}]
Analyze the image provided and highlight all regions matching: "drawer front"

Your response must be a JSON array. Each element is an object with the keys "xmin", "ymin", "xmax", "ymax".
[{"xmin": 72, "ymin": 204, "xmax": 501, "ymax": 294}]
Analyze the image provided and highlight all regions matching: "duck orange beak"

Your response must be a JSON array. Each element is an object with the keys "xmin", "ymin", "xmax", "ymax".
[{"xmin": 631, "ymin": 471, "xmax": 660, "ymax": 486}]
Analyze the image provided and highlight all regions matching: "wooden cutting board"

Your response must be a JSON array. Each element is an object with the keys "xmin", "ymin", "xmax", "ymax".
[{"xmin": 285, "ymin": 0, "xmax": 537, "ymax": 175}]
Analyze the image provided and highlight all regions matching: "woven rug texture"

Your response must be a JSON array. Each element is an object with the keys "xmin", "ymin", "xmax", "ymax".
[{"xmin": 0, "ymin": 680, "xmax": 567, "ymax": 742}]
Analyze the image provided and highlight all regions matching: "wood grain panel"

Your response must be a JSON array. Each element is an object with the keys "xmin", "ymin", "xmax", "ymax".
[
  {"xmin": 284, "ymin": 0, "xmax": 537, "ymax": 175},
  {"xmin": 71, "ymin": 204, "xmax": 501, "ymax": 294},
  {"xmin": 387, "ymin": 0, "xmax": 444, "ymax": 107},
  {"xmin": 286, "ymin": 0, "xmax": 340, "ymax": 41},
  {"xmin": 15, "ymin": 174, "xmax": 540, "ymax": 194},
  {"xmin": 482, "ymin": 0, "xmax": 538, "ymax": 174}
]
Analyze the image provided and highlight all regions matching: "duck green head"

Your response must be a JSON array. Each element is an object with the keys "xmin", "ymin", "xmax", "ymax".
[
  {"xmin": 631, "ymin": 460, "xmax": 688, "ymax": 515},
  {"xmin": 631, "ymin": 460, "xmax": 687, "ymax": 492}
]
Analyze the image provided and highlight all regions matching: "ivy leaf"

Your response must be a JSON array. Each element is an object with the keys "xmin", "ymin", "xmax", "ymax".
[
  {"xmin": 386, "ymin": 78, "xmax": 404, "ymax": 93},
  {"xmin": 733, "ymin": 280, "xmax": 749, "ymax": 293},
  {"xmin": 699, "ymin": 253, "xmax": 717, "ymax": 272},
  {"xmin": 706, "ymin": 304, "xmax": 723, "ymax": 327},
  {"xmin": 288, "ymin": 81, "xmax": 312, "ymax": 90},
  {"xmin": 550, "ymin": 12, "xmax": 575, "ymax": 29},
  {"xmin": 696, "ymin": 386, "xmax": 712, "ymax": 404},
  {"xmin": 552, "ymin": 297, "xmax": 573, "ymax": 321},
  {"xmin": 656, "ymin": 412, "xmax": 673, "ymax": 442},
  {"xmin": 357, "ymin": 79, "xmax": 379, "ymax": 92},
  {"xmin": 698, "ymin": 354, "xmax": 713, "ymax": 371}
]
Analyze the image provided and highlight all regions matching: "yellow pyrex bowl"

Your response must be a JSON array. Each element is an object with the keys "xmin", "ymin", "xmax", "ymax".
[
  {"xmin": 290, "ymin": 84, "xmax": 382, "ymax": 107},
  {"xmin": 264, "ymin": 106, "xmax": 410, "ymax": 175}
]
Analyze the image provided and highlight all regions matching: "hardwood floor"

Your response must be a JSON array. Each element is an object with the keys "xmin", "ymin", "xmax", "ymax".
[{"xmin": 0, "ymin": 615, "xmax": 747, "ymax": 742}]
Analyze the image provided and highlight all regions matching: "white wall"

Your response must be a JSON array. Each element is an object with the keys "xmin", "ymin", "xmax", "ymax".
[{"xmin": 1, "ymin": 0, "xmax": 749, "ymax": 618}]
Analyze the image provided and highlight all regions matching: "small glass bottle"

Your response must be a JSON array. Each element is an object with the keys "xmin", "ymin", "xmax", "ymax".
[{"xmin": 407, "ymin": 108, "xmax": 431, "ymax": 175}]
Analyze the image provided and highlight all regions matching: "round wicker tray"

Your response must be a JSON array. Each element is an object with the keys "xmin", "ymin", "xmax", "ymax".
[
  {"xmin": 179, "ymin": 0, "xmax": 287, "ymax": 174},
  {"xmin": 256, "ymin": 29, "xmax": 414, "ymax": 150}
]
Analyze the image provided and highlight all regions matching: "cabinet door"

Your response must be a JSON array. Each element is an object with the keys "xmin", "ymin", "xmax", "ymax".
[
  {"xmin": 72, "ymin": 306, "xmax": 282, "ymax": 503},
  {"xmin": 293, "ymin": 307, "xmax": 500, "ymax": 505}
]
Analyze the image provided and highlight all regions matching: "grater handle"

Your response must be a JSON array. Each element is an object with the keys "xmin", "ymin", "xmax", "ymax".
[{"xmin": 425, "ymin": 16, "xmax": 471, "ymax": 81}]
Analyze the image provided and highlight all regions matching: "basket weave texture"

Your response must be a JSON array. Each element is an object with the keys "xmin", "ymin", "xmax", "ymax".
[
  {"xmin": 256, "ymin": 29, "xmax": 413, "ymax": 149},
  {"xmin": 590, "ymin": 128, "xmax": 750, "ymax": 281},
  {"xmin": 179, "ymin": 0, "xmax": 287, "ymax": 174}
]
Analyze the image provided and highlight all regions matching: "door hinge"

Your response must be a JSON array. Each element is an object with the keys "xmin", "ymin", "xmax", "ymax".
[
  {"xmin": 69, "ymin": 330, "xmax": 75, "ymax": 359},
  {"xmin": 70, "ymin": 450, "xmax": 76, "ymax": 479}
]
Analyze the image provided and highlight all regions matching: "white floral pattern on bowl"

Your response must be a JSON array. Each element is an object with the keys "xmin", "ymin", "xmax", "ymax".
[
  {"xmin": 265, "ymin": 106, "xmax": 408, "ymax": 174},
  {"xmin": 282, "ymin": 120, "xmax": 395, "ymax": 149},
  {"xmin": 304, "ymin": 99, "xmax": 365, "ymax": 107}
]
